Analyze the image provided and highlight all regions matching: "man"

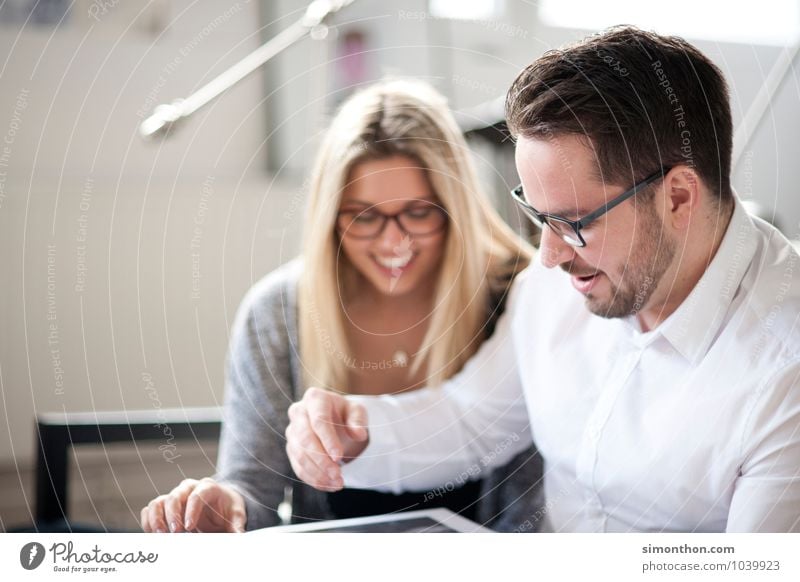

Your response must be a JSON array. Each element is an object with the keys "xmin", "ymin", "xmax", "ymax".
[{"xmin": 285, "ymin": 27, "xmax": 800, "ymax": 532}]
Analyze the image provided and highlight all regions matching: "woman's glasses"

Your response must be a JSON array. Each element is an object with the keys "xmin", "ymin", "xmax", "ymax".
[{"xmin": 336, "ymin": 200, "xmax": 448, "ymax": 239}]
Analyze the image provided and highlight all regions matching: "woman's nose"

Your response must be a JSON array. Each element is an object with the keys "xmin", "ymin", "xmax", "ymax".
[{"xmin": 376, "ymin": 216, "xmax": 407, "ymax": 249}]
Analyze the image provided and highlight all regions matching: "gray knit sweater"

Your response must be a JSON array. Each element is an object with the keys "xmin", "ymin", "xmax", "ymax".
[{"xmin": 214, "ymin": 258, "xmax": 543, "ymax": 532}]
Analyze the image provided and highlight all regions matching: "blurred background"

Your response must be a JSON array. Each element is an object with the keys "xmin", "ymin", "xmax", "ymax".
[{"xmin": 1, "ymin": 0, "xmax": 799, "ymax": 531}]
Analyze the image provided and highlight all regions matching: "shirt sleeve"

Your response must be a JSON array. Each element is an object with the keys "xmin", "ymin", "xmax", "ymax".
[
  {"xmin": 727, "ymin": 359, "xmax": 800, "ymax": 532},
  {"xmin": 340, "ymin": 273, "xmax": 532, "ymax": 494}
]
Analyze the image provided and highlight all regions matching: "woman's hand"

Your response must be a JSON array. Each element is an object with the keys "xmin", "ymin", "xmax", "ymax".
[
  {"xmin": 140, "ymin": 477, "xmax": 246, "ymax": 533},
  {"xmin": 285, "ymin": 387, "xmax": 369, "ymax": 491}
]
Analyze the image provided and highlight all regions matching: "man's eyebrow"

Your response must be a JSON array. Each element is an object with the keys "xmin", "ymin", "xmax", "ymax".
[
  {"xmin": 543, "ymin": 205, "xmax": 591, "ymax": 219},
  {"xmin": 521, "ymin": 190, "xmax": 590, "ymax": 218}
]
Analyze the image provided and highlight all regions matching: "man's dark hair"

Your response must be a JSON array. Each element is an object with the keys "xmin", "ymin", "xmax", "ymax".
[{"xmin": 506, "ymin": 26, "xmax": 733, "ymax": 201}]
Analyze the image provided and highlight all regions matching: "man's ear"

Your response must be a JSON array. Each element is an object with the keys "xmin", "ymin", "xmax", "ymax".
[{"xmin": 662, "ymin": 166, "xmax": 700, "ymax": 230}]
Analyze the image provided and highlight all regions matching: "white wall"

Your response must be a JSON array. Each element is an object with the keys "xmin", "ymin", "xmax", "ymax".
[{"xmin": 0, "ymin": 0, "xmax": 305, "ymax": 466}]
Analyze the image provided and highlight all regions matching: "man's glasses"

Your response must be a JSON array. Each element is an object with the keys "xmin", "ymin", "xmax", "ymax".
[
  {"xmin": 336, "ymin": 200, "xmax": 448, "ymax": 240},
  {"xmin": 510, "ymin": 167, "xmax": 671, "ymax": 247}
]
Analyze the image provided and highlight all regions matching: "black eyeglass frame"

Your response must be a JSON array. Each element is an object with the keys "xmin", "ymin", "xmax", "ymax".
[
  {"xmin": 335, "ymin": 202, "xmax": 449, "ymax": 240},
  {"xmin": 510, "ymin": 167, "xmax": 672, "ymax": 247}
]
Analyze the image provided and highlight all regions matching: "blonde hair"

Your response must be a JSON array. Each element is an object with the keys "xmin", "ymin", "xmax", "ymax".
[{"xmin": 298, "ymin": 79, "xmax": 532, "ymax": 391}]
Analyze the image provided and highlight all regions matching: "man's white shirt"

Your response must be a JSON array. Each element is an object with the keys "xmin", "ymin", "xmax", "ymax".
[{"xmin": 341, "ymin": 199, "xmax": 800, "ymax": 532}]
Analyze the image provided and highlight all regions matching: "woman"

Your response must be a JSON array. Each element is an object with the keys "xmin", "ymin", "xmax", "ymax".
[{"xmin": 140, "ymin": 79, "xmax": 542, "ymax": 533}]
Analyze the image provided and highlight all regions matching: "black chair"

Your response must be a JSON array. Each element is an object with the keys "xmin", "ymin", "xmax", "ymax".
[{"xmin": 27, "ymin": 407, "xmax": 222, "ymax": 532}]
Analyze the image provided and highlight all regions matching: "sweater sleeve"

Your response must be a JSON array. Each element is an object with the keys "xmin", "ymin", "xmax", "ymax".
[{"xmin": 213, "ymin": 264, "xmax": 300, "ymax": 530}]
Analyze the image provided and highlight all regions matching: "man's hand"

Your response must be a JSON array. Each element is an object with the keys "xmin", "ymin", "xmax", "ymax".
[{"xmin": 286, "ymin": 387, "xmax": 369, "ymax": 491}]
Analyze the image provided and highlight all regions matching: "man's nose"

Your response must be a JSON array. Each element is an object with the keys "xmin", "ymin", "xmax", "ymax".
[{"xmin": 538, "ymin": 225, "xmax": 576, "ymax": 269}]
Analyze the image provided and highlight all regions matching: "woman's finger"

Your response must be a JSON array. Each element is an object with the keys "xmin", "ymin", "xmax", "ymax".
[{"xmin": 145, "ymin": 496, "xmax": 169, "ymax": 533}]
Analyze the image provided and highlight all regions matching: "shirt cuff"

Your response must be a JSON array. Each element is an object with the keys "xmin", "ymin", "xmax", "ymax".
[{"xmin": 339, "ymin": 395, "xmax": 403, "ymax": 493}]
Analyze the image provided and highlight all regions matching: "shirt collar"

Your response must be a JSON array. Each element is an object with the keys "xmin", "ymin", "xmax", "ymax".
[{"xmin": 634, "ymin": 196, "xmax": 759, "ymax": 361}]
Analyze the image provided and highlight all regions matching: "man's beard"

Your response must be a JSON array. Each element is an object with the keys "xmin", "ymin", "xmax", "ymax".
[{"xmin": 567, "ymin": 201, "xmax": 676, "ymax": 319}]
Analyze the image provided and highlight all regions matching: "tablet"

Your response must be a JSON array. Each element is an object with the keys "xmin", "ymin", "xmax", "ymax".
[{"xmin": 251, "ymin": 508, "xmax": 492, "ymax": 533}]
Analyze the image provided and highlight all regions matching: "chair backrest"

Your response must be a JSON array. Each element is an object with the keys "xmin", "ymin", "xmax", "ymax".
[{"xmin": 35, "ymin": 407, "xmax": 222, "ymax": 528}]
